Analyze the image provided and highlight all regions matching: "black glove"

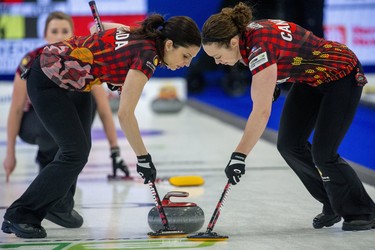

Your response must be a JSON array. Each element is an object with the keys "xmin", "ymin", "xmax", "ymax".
[
  {"xmin": 225, "ymin": 152, "xmax": 246, "ymax": 185},
  {"xmin": 110, "ymin": 146, "xmax": 130, "ymax": 177},
  {"xmin": 107, "ymin": 83, "xmax": 121, "ymax": 91},
  {"xmin": 137, "ymin": 154, "xmax": 157, "ymax": 184}
]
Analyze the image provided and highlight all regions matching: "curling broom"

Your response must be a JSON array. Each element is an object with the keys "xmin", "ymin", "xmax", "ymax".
[
  {"xmin": 187, "ymin": 181, "xmax": 232, "ymax": 241},
  {"xmin": 89, "ymin": 1, "xmax": 104, "ymax": 32},
  {"xmin": 147, "ymin": 181, "xmax": 187, "ymax": 238}
]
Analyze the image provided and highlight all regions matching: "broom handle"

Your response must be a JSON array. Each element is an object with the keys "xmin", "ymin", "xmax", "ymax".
[
  {"xmin": 206, "ymin": 181, "xmax": 232, "ymax": 233},
  {"xmin": 148, "ymin": 181, "xmax": 170, "ymax": 230},
  {"xmin": 89, "ymin": 1, "xmax": 104, "ymax": 32}
]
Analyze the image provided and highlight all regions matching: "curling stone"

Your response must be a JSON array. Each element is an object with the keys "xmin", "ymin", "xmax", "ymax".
[
  {"xmin": 148, "ymin": 191, "xmax": 205, "ymax": 233},
  {"xmin": 152, "ymin": 98, "xmax": 184, "ymax": 113},
  {"xmin": 151, "ymin": 85, "xmax": 184, "ymax": 113}
]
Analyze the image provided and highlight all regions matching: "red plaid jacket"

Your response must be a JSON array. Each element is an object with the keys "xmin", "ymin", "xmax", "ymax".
[
  {"xmin": 239, "ymin": 19, "xmax": 363, "ymax": 86},
  {"xmin": 40, "ymin": 27, "xmax": 160, "ymax": 91}
]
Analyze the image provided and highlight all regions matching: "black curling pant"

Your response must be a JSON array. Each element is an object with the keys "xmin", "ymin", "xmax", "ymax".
[
  {"xmin": 19, "ymin": 94, "xmax": 96, "ymax": 171},
  {"xmin": 277, "ymin": 67, "xmax": 375, "ymax": 220},
  {"xmin": 19, "ymin": 107, "xmax": 59, "ymax": 171},
  {"xmin": 18, "ymin": 92, "xmax": 96, "ymax": 214},
  {"xmin": 4, "ymin": 57, "xmax": 93, "ymax": 225}
]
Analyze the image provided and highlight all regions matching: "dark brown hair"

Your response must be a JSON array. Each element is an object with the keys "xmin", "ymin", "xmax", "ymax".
[
  {"xmin": 44, "ymin": 11, "xmax": 74, "ymax": 37},
  {"xmin": 131, "ymin": 14, "xmax": 201, "ymax": 60},
  {"xmin": 202, "ymin": 2, "xmax": 252, "ymax": 47}
]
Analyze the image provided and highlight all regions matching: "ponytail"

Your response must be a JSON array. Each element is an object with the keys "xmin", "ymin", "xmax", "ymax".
[
  {"xmin": 132, "ymin": 14, "xmax": 201, "ymax": 60},
  {"xmin": 202, "ymin": 2, "xmax": 253, "ymax": 46}
]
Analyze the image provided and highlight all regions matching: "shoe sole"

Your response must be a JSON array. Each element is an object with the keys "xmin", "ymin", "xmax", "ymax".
[
  {"xmin": 1, "ymin": 221, "xmax": 46, "ymax": 238},
  {"xmin": 313, "ymin": 216, "xmax": 341, "ymax": 229}
]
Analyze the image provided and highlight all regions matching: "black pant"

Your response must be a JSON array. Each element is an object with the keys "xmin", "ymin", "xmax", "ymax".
[
  {"xmin": 19, "ymin": 108, "xmax": 59, "ymax": 170},
  {"xmin": 277, "ymin": 66, "xmax": 375, "ymax": 220},
  {"xmin": 4, "ymin": 57, "xmax": 93, "ymax": 225},
  {"xmin": 20, "ymin": 94, "xmax": 96, "ymax": 171}
]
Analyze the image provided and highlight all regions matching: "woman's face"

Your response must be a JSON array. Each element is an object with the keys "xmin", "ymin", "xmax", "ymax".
[
  {"xmin": 203, "ymin": 37, "xmax": 241, "ymax": 66},
  {"xmin": 163, "ymin": 40, "xmax": 200, "ymax": 71},
  {"xmin": 45, "ymin": 19, "xmax": 73, "ymax": 44}
]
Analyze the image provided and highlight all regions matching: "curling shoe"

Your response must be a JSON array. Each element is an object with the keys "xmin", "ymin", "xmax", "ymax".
[
  {"xmin": 45, "ymin": 209, "xmax": 83, "ymax": 228},
  {"xmin": 313, "ymin": 213, "xmax": 341, "ymax": 229},
  {"xmin": 342, "ymin": 216, "xmax": 375, "ymax": 231},
  {"xmin": 1, "ymin": 220, "xmax": 46, "ymax": 238}
]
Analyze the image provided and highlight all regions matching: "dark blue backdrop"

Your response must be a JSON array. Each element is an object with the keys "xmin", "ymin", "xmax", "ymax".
[
  {"xmin": 191, "ymin": 86, "xmax": 375, "ymax": 171},
  {"xmin": 148, "ymin": 0, "xmax": 221, "ymax": 78}
]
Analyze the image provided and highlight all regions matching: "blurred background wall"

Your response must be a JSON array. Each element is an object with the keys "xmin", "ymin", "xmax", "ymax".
[
  {"xmin": 1, "ymin": 0, "xmax": 375, "ymax": 171},
  {"xmin": 0, "ymin": 0, "xmax": 374, "ymax": 81}
]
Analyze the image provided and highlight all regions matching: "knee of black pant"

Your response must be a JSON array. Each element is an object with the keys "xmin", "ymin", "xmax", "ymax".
[
  {"xmin": 311, "ymin": 147, "xmax": 333, "ymax": 167},
  {"xmin": 77, "ymin": 148, "xmax": 90, "ymax": 167},
  {"xmin": 36, "ymin": 133, "xmax": 58, "ymax": 152},
  {"xmin": 277, "ymin": 137, "xmax": 293, "ymax": 158},
  {"xmin": 60, "ymin": 145, "xmax": 90, "ymax": 167},
  {"xmin": 36, "ymin": 149, "xmax": 57, "ymax": 168}
]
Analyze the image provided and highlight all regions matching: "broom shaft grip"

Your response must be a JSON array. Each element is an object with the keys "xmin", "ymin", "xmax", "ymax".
[
  {"xmin": 206, "ymin": 181, "xmax": 231, "ymax": 231},
  {"xmin": 89, "ymin": 1, "xmax": 104, "ymax": 32},
  {"xmin": 148, "ymin": 181, "xmax": 170, "ymax": 229}
]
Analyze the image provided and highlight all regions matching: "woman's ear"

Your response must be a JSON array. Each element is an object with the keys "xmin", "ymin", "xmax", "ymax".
[
  {"xmin": 165, "ymin": 39, "xmax": 174, "ymax": 51},
  {"xmin": 230, "ymin": 36, "xmax": 239, "ymax": 48}
]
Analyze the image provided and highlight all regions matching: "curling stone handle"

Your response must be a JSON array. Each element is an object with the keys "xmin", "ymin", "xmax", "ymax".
[
  {"xmin": 162, "ymin": 191, "xmax": 192, "ymax": 206},
  {"xmin": 164, "ymin": 191, "xmax": 189, "ymax": 199}
]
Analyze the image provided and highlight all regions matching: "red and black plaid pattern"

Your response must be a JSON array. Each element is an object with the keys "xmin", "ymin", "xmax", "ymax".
[
  {"xmin": 40, "ymin": 28, "xmax": 159, "ymax": 91},
  {"xmin": 239, "ymin": 20, "xmax": 359, "ymax": 86}
]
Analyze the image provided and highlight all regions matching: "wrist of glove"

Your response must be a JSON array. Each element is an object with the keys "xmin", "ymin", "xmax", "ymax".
[
  {"xmin": 137, "ymin": 154, "xmax": 157, "ymax": 184},
  {"xmin": 225, "ymin": 152, "xmax": 246, "ymax": 185},
  {"xmin": 110, "ymin": 146, "xmax": 120, "ymax": 158}
]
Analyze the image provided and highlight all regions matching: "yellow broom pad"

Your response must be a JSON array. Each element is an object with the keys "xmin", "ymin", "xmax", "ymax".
[{"xmin": 169, "ymin": 175, "xmax": 205, "ymax": 187}]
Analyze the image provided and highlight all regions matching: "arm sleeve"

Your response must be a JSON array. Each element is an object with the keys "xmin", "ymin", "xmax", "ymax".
[
  {"xmin": 130, "ymin": 49, "xmax": 158, "ymax": 79},
  {"xmin": 248, "ymin": 42, "xmax": 278, "ymax": 75}
]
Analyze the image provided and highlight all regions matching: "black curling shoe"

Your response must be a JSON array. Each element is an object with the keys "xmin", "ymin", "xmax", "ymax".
[
  {"xmin": 342, "ymin": 217, "xmax": 375, "ymax": 231},
  {"xmin": 1, "ymin": 220, "xmax": 47, "ymax": 238},
  {"xmin": 45, "ymin": 209, "xmax": 83, "ymax": 228},
  {"xmin": 313, "ymin": 213, "xmax": 341, "ymax": 229}
]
